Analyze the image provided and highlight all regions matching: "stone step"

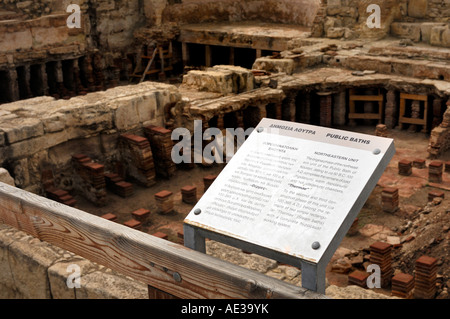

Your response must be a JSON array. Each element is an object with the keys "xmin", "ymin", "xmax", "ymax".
[
  {"xmin": 340, "ymin": 54, "xmax": 450, "ymax": 81},
  {"xmin": 390, "ymin": 22, "xmax": 450, "ymax": 48}
]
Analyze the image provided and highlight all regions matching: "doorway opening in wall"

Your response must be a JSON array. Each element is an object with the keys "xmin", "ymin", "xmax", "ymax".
[
  {"xmin": 210, "ymin": 45, "xmax": 232, "ymax": 66},
  {"xmin": 187, "ymin": 43, "xmax": 206, "ymax": 67},
  {"xmin": 46, "ymin": 61, "xmax": 58, "ymax": 96},
  {"xmin": 30, "ymin": 64, "xmax": 46, "ymax": 97},
  {"xmin": 0, "ymin": 70, "xmax": 11, "ymax": 103},
  {"xmin": 16, "ymin": 66, "xmax": 30, "ymax": 100},
  {"xmin": 234, "ymin": 47, "xmax": 256, "ymax": 69},
  {"xmin": 62, "ymin": 60, "xmax": 75, "ymax": 95}
]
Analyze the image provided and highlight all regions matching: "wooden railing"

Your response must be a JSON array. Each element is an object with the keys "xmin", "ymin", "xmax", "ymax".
[{"xmin": 0, "ymin": 182, "xmax": 326, "ymax": 299}]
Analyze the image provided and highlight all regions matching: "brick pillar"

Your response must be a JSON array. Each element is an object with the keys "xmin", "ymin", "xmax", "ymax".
[
  {"xmin": 431, "ymin": 98, "xmax": 443, "ymax": 130},
  {"xmin": 414, "ymin": 256, "xmax": 437, "ymax": 299},
  {"xmin": 275, "ymin": 102, "xmax": 282, "ymax": 120},
  {"xmin": 22, "ymin": 65, "xmax": 33, "ymax": 99},
  {"xmin": 385, "ymin": 90, "xmax": 397, "ymax": 129},
  {"xmin": 381, "ymin": 187, "xmax": 399, "ymax": 213},
  {"xmin": 7, "ymin": 68, "xmax": 20, "ymax": 101},
  {"xmin": 370, "ymin": 242, "xmax": 393, "ymax": 288},
  {"xmin": 297, "ymin": 93, "xmax": 311, "ymax": 123},
  {"xmin": 39, "ymin": 64, "xmax": 49, "ymax": 96},
  {"xmin": 428, "ymin": 161, "xmax": 443, "ymax": 183},
  {"xmin": 333, "ymin": 91, "xmax": 346, "ymax": 126},
  {"xmin": 318, "ymin": 91, "xmax": 332, "ymax": 127}
]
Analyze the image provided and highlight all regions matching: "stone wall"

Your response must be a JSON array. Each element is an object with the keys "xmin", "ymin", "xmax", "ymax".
[
  {"xmin": 162, "ymin": 0, "xmax": 321, "ymax": 26},
  {"xmin": 0, "ymin": 82, "xmax": 181, "ymax": 194},
  {"xmin": 314, "ymin": 0, "xmax": 450, "ymax": 40},
  {"xmin": 0, "ymin": 223, "xmax": 148, "ymax": 299}
]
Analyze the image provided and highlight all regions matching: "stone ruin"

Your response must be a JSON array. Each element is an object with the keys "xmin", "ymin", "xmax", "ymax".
[{"xmin": 0, "ymin": 0, "xmax": 449, "ymax": 299}]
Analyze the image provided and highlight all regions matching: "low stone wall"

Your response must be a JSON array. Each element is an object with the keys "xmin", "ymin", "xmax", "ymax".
[
  {"xmin": 162, "ymin": 0, "xmax": 321, "ymax": 26},
  {"xmin": 0, "ymin": 223, "xmax": 148, "ymax": 299},
  {"xmin": 0, "ymin": 82, "xmax": 181, "ymax": 194}
]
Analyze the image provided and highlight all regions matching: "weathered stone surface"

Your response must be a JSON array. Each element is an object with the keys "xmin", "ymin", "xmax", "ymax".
[
  {"xmin": 253, "ymin": 57, "xmax": 295, "ymax": 75},
  {"xmin": 390, "ymin": 22, "xmax": 421, "ymax": 42},
  {"xmin": 408, "ymin": 0, "xmax": 428, "ymax": 18},
  {"xmin": 48, "ymin": 259, "xmax": 95, "ymax": 300},
  {"xmin": 7, "ymin": 235, "xmax": 60, "ymax": 299},
  {"xmin": 182, "ymin": 66, "xmax": 255, "ymax": 94},
  {"xmin": 326, "ymin": 285, "xmax": 398, "ymax": 299},
  {"xmin": 1, "ymin": 118, "xmax": 44, "ymax": 144},
  {"xmin": 0, "ymin": 169, "xmax": 15, "ymax": 186},
  {"xmin": 75, "ymin": 271, "xmax": 148, "ymax": 299}
]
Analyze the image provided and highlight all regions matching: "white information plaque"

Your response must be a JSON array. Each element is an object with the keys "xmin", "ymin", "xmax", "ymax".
[{"xmin": 185, "ymin": 118, "xmax": 395, "ymax": 265}]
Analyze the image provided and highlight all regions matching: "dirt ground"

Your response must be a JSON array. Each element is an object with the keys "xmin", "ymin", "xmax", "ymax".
[{"xmin": 74, "ymin": 125, "xmax": 449, "ymax": 298}]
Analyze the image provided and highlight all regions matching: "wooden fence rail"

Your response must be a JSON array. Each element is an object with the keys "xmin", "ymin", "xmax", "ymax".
[{"xmin": 0, "ymin": 182, "xmax": 326, "ymax": 299}]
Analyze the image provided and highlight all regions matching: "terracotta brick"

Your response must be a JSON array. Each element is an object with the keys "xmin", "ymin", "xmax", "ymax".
[
  {"xmin": 155, "ymin": 190, "xmax": 173, "ymax": 199},
  {"xmin": 152, "ymin": 232, "xmax": 169, "ymax": 240},
  {"xmin": 124, "ymin": 219, "xmax": 142, "ymax": 230},
  {"xmin": 131, "ymin": 208, "xmax": 151, "ymax": 222},
  {"xmin": 416, "ymin": 256, "xmax": 438, "ymax": 268},
  {"xmin": 101, "ymin": 213, "xmax": 118, "ymax": 222}
]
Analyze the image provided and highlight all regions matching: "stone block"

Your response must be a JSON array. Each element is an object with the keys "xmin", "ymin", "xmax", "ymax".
[
  {"xmin": 0, "ymin": 168, "xmax": 15, "ymax": 186},
  {"xmin": 390, "ymin": 23, "xmax": 421, "ymax": 42},
  {"xmin": 136, "ymin": 92, "xmax": 158, "ymax": 124},
  {"xmin": 408, "ymin": 0, "xmax": 428, "ymax": 18},
  {"xmin": 182, "ymin": 66, "xmax": 254, "ymax": 94},
  {"xmin": 430, "ymin": 26, "xmax": 446, "ymax": 46},
  {"xmin": 112, "ymin": 96, "xmax": 141, "ymax": 130},
  {"xmin": 327, "ymin": 27, "xmax": 345, "ymax": 39},
  {"xmin": 420, "ymin": 23, "xmax": 446, "ymax": 44},
  {"xmin": 252, "ymin": 57, "xmax": 295, "ymax": 75},
  {"xmin": 2, "ymin": 118, "xmax": 44, "ymax": 144},
  {"xmin": 75, "ymin": 271, "xmax": 148, "ymax": 299},
  {"xmin": 7, "ymin": 235, "xmax": 60, "ymax": 299},
  {"xmin": 47, "ymin": 259, "xmax": 93, "ymax": 299}
]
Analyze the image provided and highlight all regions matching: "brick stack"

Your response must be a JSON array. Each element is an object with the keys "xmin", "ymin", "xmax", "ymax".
[
  {"xmin": 428, "ymin": 190, "xmax": 445, "ymax": 202},
  {"xmin": 181, "ymin": 185, "xmax": 197, "ymax": 204},
  {"xmin": 131, "ymin": 208, "xmax": 151, "ymax": 224},
  {"xmin": 203, "ymin": 175, "xmax": 217, "ymax": 192},
  {"xmin": 144, "ymin": 126, "xmax": 176, "ymax": 178},
  {"xmin": 391, "ymin": 273, "xmax": 414, "ymax": 299},
  {"xmin": 413, "ymin": 159, "xmax": 426, "ymax": 169},
  {"xmin": 155, "ymin": 190, "xmax": 174, "ymax": 214},
  {"xmin": 41, "ymin": 169, "xmax": 55, "ymax": 191},
  {"xmin": 46, "ymin": 187, "xmax": 77, "ymax": 207},
  {"xmin": 120, "ymin": 134, "xmax": 156, "ymax": 187},
  {"xmin": 414, "ymin": 256, "xmax": 438, "ymax": 299},
  {"xmin": 370, "ymin": 242, "xmax": 393, "ymax": 288},
  {"xmin": 428, "ymin": 161, "xmax": 443, "ymax": 183},
  {"xmin": 398, "ymin": 159, "xmax": 412, "ymax": 176},
  {"xmin": 101, "ymin": 213, "xmax": 118, "ymax": 222},
  {"xmin": 318, "ymin": 92, "xmax": 332, "ymax": 127},
  {"xmin": 381, "ymin": 187, "xmax": 399, "ymax": 213},
  {"xmin": 72, "ymin": 154, "xmax": 107, "ymax": 206},
  {"xmin": 82, "ymin": 163, "xmax": 107, "ymax": 189},
  {"xmin": 375, "ymin": 124, "xmax": 388, "ymax": 137},
  {"xmin": 348, "ymin": 270, "xmax": 370, "ymax": 288},
  {"xmin": 104, "ymin": 172, "xmax": 134, "ymax": 198}
]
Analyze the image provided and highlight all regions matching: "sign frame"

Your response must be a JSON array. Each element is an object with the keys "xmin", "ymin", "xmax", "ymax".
[{"xmin": 184, "ymin": 118, "xmax": 396, "ymax": 294}]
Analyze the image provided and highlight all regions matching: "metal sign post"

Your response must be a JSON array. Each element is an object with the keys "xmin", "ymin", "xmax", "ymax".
[{"xmin": 184, "ymin": 118, "xmax": 396, "ymax": 294}]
